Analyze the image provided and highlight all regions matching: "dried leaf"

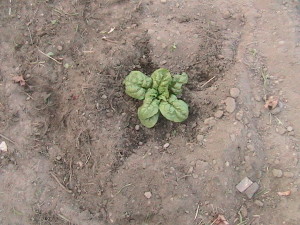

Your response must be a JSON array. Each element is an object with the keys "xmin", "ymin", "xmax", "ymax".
[
  {"xmin": 214, "ymin": 214, "xmax": 230, "ymax": 225},
  {"xmin": 277, "ymin": 190, "xmax": 291, "ymax": 196},
  {"xmin": 12, "ymin": 75, "xmax": 26, "ymax": 86},
  {"xmin": 264, "ymin": 96, "xmax": 279, "ymax": 110}
]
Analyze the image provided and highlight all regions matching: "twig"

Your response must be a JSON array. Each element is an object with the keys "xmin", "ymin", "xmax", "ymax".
[
  {"xmin": 38, "ymin": 48, "xmax": 62, "ymax": 64},
  {"xmin": 194, "ymin": 204, "xmax": 200, "ymax": 221},
  {"xmin": 85, "ymin": 148, "xmax": 92, "ymax": 165},
  {"xmin": 50, "ymin": 172, "xmax": 72, "ymax": 193},
  {"xmin": 178, "ymin": 174, "xmax": 192, "ymax": 181},
  {"xmin": 27, "ymin": 25, "xmax": 33, "ymax": 45},
  {"xmin": 116, "ymin": 183, "xmax": 132, "ymax": 195},
  {"xmin": 102, "ymin": 36, "xmax": 119, "ymax": 44},
  {"xmin": 0, "ymin": 133, "xmax": 16, "ymax": 144},
  {"xmin": 201, "ymin": 76, "xmax": 216, "ymax": 88},
  {"xmin": 9, "ymin": 0, "xmax": 12, "ymax": 16},
  {"xmin": 57, "ymin": 214, "xmax": 71, "ymax": 223}
]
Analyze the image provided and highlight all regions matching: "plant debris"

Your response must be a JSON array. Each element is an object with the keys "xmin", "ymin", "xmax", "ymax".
[
  {"xmin": 214, "ymin": 214, "xmax": 230, "ymax": 225},
  {"xmin": 277, "ymin": 190, "xmax": 291, "ymax": 196},
  {"xmin": 12, "ymin": 75, "xmax": 26, "ymax": 86}
]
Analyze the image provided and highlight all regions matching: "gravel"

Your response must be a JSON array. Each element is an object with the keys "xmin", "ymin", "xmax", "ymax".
[
  {"xmin": 272, "ymin": 169, "xmax": 283, "ymax": 178},
  {"xmin": 230, "ymin": 88, "xmax": 240, "ymax": 98},
  {"xmin": 225, "ymin": 97, "xmax": 236, "ymax": 113}
]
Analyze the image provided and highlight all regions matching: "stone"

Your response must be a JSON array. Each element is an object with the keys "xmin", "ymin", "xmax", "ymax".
[
  {"xmin": 225, "ymin": 97, "xmax": 236, "ymax": 113},
  {"xmin": 276, "ymin": 127, "xmax": 286, "ymax": 135},
  {"xmin": 225, "ymin": 161, "xmax": 230, "ymax": 167},
  {"xmin": 283, "ymin": 171, "xmax": 294, "ymax": 178},
  {"xmin": 244, "ymin": 182, "xmax": 259, "ymax": 199},
  {"xmin": 147, "ymin": 29, "xmax": 155, "ymax": 35},
  {"xmin": 101, "ymin": 94, "xmax": 107, "ymax": 99},
  {"xmin": 240, "ymin": 205, "xmax": 248, "ymax": 217},
  {"xmin": 0, "ymin": 141, "xmax": 8, "ymax": 152},
  {"xmin": 161, "ymin": 0, "xmax": 167, "ymax": 3},
  {"xmin": 236, "ymin": 177, "xmax": 253, "ymax": 193},
  {"xmin": 254, "ymin": 200, "xmax": 264, "ymax": 207},
  {"xmin": 235, "ymin": 110, "xmax": 244, "ymax": 121},
  {"xmin": 161, "ymin": 60, "xmax": 167, "ymax": 65},
  {"xmin": 287, "ymin": 126, "xmax": 293, "ymax": 132},
  {"xmin": 214, "ymin": 110, "xmax": 224, "ymax": 119},
  {"xmin": 144, "ymin": 192, "xmax": 152, "ymax": 199},
  {"xmin": 163, "ymin": 143, "xmax": 170, "ymax": 149},
  {"xmin": 230, "ymin": 88, "xmax": 240, "ymax": 98},
  {"xmin": 196, "ymin": 135, "xmax": 204, "ymax": 142},
  {"xmin": 254, "ymin": 94, "xmax": 262, "ymax": 102},
  {"xmin": 204, "ymin": 117, "xmax": 216, "ymax": 127},
  {"xmin": 272, "ymin": 169, "xmax": 283, "ymax": 177},
  {"xmin": 135, "ymin": 125, "xmax": 140, "ymax": 131},
  {"xmin": 188, "ymin": 166, "xmax": 194, "ymax": 174},
  {"xmin": 246, "ymin": 144, "xmax": 255, "ymax": 151},
  {"xmin": 57, "ymin": 45, "xmax": 63, "ymax": 51}
]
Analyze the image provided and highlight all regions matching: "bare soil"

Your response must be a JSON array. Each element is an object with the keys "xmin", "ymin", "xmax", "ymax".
[{"xmin": 0, "ymin": 0, "xmax": 299, "ymax": 225}]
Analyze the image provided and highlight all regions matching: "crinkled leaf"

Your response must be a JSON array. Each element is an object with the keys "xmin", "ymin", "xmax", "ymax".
[
  {"xmin": 123, "ymin": 71, "xmax": 152, "ymax": 100},
  {"xmin": 139, "ymin": 112, "xmax": 159, "ymax": 128},
  {"xmin": 138, "ymin": 89, "xmax": 160, "ymax": 128},
  {"xmin": 159, "ymin": 94, "xmax": 189, "ymax": 122},
  {"xmin": 151, "ymin": 68, "xmax": 172, "ymax": 98},
  {"xmin": 138, "ymin": 89, "xmax": 159, "ymax": 120},
  {"xmin": 170, "ymin": 72, "xmax": 188, "ymax": 95}
]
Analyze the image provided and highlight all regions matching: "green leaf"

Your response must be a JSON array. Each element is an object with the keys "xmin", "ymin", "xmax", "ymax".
[
  {"xmin": 159, "ymin": 94, "xmax": 189, "ymax": 122},
  {"xmin": 139, "ymin": 112, "xmax": 159, "ymax": 128},
  {"xmin": 151, "ymin": 68, "xmax": 172, "ymax": 99},
  {"xmin": 46, "ymin": 52, "xmax": 54, "ymax": 57},
  {"xmin": 170, "ymin": 72, "xmax": 188, "ymax": 95},
  {"xmin": 138, "ymin": 89, "xmax": 160, "ymax": 128},
  {"xmin": 123, "ymin": 71, "xmax": 152, "ymax": 100}
]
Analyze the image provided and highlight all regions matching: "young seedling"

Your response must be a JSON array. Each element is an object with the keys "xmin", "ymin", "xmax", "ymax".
[{"xmin": 123, "ymin": 68, "xmax": 189, "ymax": 128}]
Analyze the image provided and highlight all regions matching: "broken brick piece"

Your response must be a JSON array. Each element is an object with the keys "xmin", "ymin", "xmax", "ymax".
[
  {"xmin": 236, "ymin": 177, "xmax": 253, "ymax": 193},
  {"xmin": 244, "ymin": 182, "xmax": 259, "ymax": 199}
]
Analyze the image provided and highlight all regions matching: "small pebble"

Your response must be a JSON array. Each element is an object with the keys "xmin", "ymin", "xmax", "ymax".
[
  {"xmin": 161, "ymin": 0, "xmax": 167, "ymax": 3},
  {"xmin": 144, "ymin": 192, "xmax": 152, "ymax": 199},
  {"xmin": 247, "ymin": 144, "xmax": 255, "ymax": 151},
  {"xmin": 283, "ymin": 171, "xmax": 294, "ymax": 178},
  {"xmin": 163, "ymin": 143, "xmax": 170, "ymax": 149},
  {"xmin": 204, "ymin": 117, "xmax": 216, "ymax": 126},
  {"xmin": 192, "ymin": 174, "xmax": 199, "ymax": 179},
  {"xmin": 161, "ymin": 60, "xmax": 167, "ymax": 65},
  {"xmin": 196, "ymin": 134, "xmax": 204, "ymax": 142},
  {"xmin": 287, "ymin": 126, "xmax": 293, "ymax": 132},
  {"xmin": 135, "ymin": 125, "xmax": 140, "ymax": 131},
  {"xmin": 254, "ymin": 200, "xmax": 264, "ymax": 207},
  {"xmin": 56, "ymin": 156, "xmax": 62, "ymax": 160},
  {"xmin": 276, "ymin": 127, "xmax": 286, "ymax": 135},
  {"xmin": 225, "ymin": 161, "xmax": 230, "ymax": 167},
  {"xmin": 225, "ymin": 97, "xmax": 236, "ymax": 113},
  {"xmin": 101, "ymin": 94, "xmax": 108, "ymax": 99},
  {"xmin": 57, "ymin": 45, "xmax": 63, "ymax": 51},
  {"xmin": 235, "ymin": 110, "xmax": 244, "ymax": 121},
  {"xmin": 240, "ymin": 205, "xmax": 248, "ymax": 217},
  {"xmin": 230, "ymin": 88, "xmax": 240, "ymax": 98},
  {"xmin": 188, "ymin": 166, "xmax": 194, "ymax": 174},
  {"xmin": 214, "ymin": 110, "xmax": 224, "ymax": 119},
  {"xmin": 272, "ymin": 168, "xmax": 283, "ymax": 178},
  {"xmin": 254, "ymin": 94, "xmax": 262, "ymax": 102}
]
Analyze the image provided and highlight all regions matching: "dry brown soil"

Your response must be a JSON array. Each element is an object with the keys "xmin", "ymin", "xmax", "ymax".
[{"xmin": 0, "ymin": 0, "xmax": 299, "ymax": 224}]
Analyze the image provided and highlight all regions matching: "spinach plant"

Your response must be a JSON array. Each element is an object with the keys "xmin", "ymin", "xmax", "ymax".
[{"xmin": 123, "ymin": 68, "xmax": 189, "ymax": 128}]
